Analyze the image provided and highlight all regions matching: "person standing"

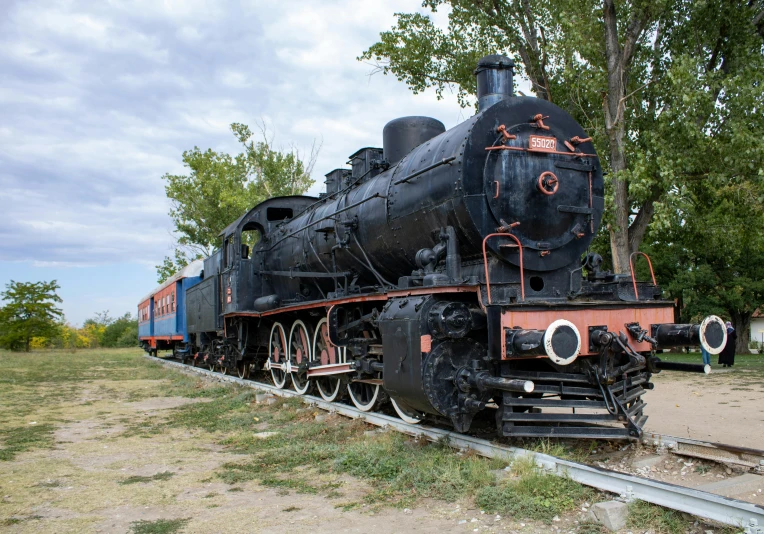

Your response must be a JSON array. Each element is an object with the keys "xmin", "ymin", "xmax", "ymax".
[
  {"xmin": 701, "ymin": 344, "xmax": 711, "ymax": 367},
  {"xmin": 718, "ymin": 321, "xmax": 737, "ymax": 367}
]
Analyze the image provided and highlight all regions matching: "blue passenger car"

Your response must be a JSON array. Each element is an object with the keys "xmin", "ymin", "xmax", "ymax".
[{"xmin": 138, "ymin": 260, "xmax": 203, "ymax": 355}]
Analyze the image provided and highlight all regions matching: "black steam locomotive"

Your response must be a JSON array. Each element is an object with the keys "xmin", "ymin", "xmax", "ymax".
[{"xmin": 147, "ymin": 55, "xmax": 726, "ymax": 440}]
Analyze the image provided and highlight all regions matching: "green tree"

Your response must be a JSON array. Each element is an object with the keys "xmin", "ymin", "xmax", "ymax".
[
  {"xmin": 101, "ymin": 312, "xmax": 138, "ymax": 348},
  {"xmin": 360, "ymin": 0, "xmax": 764, "ymax": 272},
  {"xmin": 158, "ymin": 122, "xmax": 319, "ymax": 283},
  {"xmin": 646, "ymin": 168, "xmax": 764, "ymax": 354},
  {"xmin": 0, "ymin": 280, "xmax": 64, "ymax": 352}
]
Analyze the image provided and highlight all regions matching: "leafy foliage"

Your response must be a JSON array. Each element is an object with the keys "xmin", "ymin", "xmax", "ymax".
[
  {"xmin": 47, "ymin": 311, "xmax": 138, "ymax": 350},
  {"xmin": 646, "ymin": 169, "xmax": 764, "ymax": 352},
  {"xmin": 360, "ymin": 0, "xmax": 764, "ymax": 272},
  {"xmin": 0, "ymin": 280, "xmax": 63, "ymax": 352},
  {"xmin": 158, "ymin": 122, "xmax": 319, "ymax": 282}
]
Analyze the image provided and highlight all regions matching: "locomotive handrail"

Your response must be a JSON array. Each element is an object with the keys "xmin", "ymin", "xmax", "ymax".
[
  {"xmin": 482, "ymin": 233, "xmax": 524, "ymax": 303},
  {"xmin": 485, "ymin": 145, "xmax": 598, "ymax": 158},
  {"xmin": 629, "ymin": 251, "xmax": 656, "ymax": 300},
  {"xmin": 266, "ymin": 193, "xmax": 384, "ymax": 249},
  {"xmin": 393, "ymin": 156, "xmax": 456, "ymax": 185}
]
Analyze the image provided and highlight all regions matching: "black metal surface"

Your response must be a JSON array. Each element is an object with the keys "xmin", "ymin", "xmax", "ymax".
[
  {"xmin": 186, "ymin": 276, "xmax": 220, "ymax": 334},
  {"xmin": 427, "ymin": 301, "xmax": 472, "ymax": 339},
  {"xmin": 652, "ymin": 323, "xmax": 702, "ymax": 348},
  {"xmin": 383, "ymin": 116, "xmax": 446, "ymax": 166},
  {"xmin": 651, "ymin": 359, "xmax": 709, "ymax": 373},
  {"xmin": 475, "ymin": 54, "xmax": 515, "ymax": 111},
  {"xmin": 379, "ymin": 297, "xmax": 429, "ymax": 414}
]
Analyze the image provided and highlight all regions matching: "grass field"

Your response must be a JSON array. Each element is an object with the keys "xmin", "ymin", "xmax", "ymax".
[
  {"xmin": 0, "ymin": 348, "xmax": 720, "ymax": 533},
  {"xmin": 656, "ymin": 351, "xmax": 764, "ymax": 386}
]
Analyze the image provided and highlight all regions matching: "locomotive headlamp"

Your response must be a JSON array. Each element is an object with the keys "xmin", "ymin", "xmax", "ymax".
[
  {"xmin": 543, "ymin": 319, "xmax": 581, "ymax": 365},
  {"xmin": 699, "ymin": 315, "xmax": 727, "ymax": 355}
]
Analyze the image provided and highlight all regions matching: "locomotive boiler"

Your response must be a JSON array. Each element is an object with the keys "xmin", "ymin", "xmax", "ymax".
[{"xmin": 141, "ymin": 55, "xmax": 726, "ymax": 440}]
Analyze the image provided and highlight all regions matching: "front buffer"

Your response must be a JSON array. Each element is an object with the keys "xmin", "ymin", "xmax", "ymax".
[{"xmin": 379, "ymin": 295, "xmax": 726, "ymax": 440}]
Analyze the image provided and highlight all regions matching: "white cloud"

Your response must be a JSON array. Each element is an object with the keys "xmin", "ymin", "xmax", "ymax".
[{"xmin": 1, "ymin": 0, "xmax": 519, "ymax": 323}]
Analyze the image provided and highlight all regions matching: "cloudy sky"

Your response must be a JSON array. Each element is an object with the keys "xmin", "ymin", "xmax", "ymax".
[{"xmin": 0, "ymin": 0, "xmax": 523, "ymax": 325}]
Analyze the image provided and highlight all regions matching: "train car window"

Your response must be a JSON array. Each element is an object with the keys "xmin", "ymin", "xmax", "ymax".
[
  {"xmin": 266, "ymin": 207, "xmax": 293, "ymax": 221},
  {"xmin": 171, "ymin": 292, "xmax": 175, "ymax": 312}
]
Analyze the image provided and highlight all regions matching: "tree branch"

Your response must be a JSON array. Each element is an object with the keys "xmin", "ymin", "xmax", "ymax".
[{"xmin": 628, "ymin": 186, "xmax": 664, "ymax": 253}]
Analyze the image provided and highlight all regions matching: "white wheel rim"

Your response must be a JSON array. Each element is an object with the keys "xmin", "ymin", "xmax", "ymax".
[
  {"xmin": 391, "ymin": 398, "xmax": 422, "ymax": 424},
  {"xmin": 313, "ymin": 318, "xmax": 344, "ymax": 402},
  {"xmin": 348, "ymin": 382, "xmax": 380, "ymax": 412},
  {"xmin": 269, "ymin": 322, "xmax": 288, "ymax": 389},
  {"xmin": 317, "ymin": 377, "xmax": 341, "ymax": 402},
  {"xmin": 237, "ymin": 363, "xmax": 248, "ymax": 379},
  {"xmin": 289, "ymin": 320, "xmax": 311, "ymax": 395}
]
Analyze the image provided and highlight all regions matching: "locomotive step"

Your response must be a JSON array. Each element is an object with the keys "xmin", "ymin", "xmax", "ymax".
[
  {"xmin": 500, "ymin": 425, "xmax": 633, "ymax": 439},
  {"xmin": 502, "ymin": 412, "xmax": 624, "ymax": 423},
  {"xmin": 504, "ymin": 398, "xmax": 609, "ymax": 409}
]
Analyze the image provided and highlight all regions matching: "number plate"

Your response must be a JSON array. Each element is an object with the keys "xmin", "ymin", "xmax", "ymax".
[{"xmin": 528, "ymin": 135, "xmax": 557, "ymax": 153}]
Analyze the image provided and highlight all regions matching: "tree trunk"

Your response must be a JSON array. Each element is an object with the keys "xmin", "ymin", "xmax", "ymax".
[
  {"xmin": 601, "ymin": 1, "xmax": 653, "ymax": 273},
  {"xmin": 730, "ymin": 310, "xmax": 751, "ymax": 355},
  {"xmin": 25, "ymin": 336, "xmax": 30, "ymax": 352},
  {"xmin": 602, "ymin": 0, "xmax": 631, "ymax": 274}
]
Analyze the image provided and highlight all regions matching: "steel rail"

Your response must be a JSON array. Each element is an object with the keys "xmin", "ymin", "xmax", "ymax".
[
  {"xmin": 644, "ymin": 432, "xmax": 764, "ymax": 471},
  {"xmin": 147, "ymin": 356, "xmax": 764, "ymax": 533}
]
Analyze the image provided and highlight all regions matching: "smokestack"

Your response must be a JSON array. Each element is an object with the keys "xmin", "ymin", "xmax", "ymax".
[{"xmin": 474, "ymin": 55, "xmax": 515, "ymax": 111}]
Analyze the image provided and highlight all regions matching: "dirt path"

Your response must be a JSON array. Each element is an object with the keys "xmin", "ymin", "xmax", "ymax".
[
  {"xmin": 0, "ymin": 391, "xmax": 488, "ymax": 534},
  {"xmin": 2, "ymin": 350, "xmax": 754, "ymax": 534},
  {"xmin": 644, "ymin": 369, "xmax": 764, "ymax": 449},
  {"xmin": 1, "ymin": 352, "xmax": 569, "ymax": 534}
]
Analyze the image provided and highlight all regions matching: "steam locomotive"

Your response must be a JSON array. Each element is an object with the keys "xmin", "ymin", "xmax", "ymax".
[{"xmin": 139, "ymin": 55, "xmax": 726, "ymax": 440}]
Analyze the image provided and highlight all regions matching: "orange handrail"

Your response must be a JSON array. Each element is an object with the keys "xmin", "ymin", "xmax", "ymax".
[
  {"xmin": 482, "ymin": 233, "xmax": 524, "ymax": 303},
  {"xmin": 629, "ymin": 251, "xmax": 656, "ymax": 300}
]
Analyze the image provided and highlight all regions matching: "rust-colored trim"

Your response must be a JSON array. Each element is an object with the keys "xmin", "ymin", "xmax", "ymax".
[
  {"xmin": 483, "ymin": 233, "xmax": 524, "ymax": 303},
  {"xmin": 224, "ymin": 286, "xmax": 480, "ymax": 319},
  {"xmin": 537, "ymin": 171, "xmax": 559, "ymax": 196},
  {"xmin": 388, "ymin": 286, "xmax": 478, "ymax": 298},
  {"xmin": 485, "ymin": 145, "xmax": 598, "ymax": 158},
  {"xmin": 140, "ymin": 335, "xmax": 184, "ymax": 343},
  {"xmin": 570, "ymin": 136, "xmax": 592, "ymax": 144},
  {"xmin": 629, "ymin": 252, "xmax": 657, "ymax": 300},
  {"xmin": 307, "ymin": 363, "xmax": 353, "ymax": 377},
  {"xmin": 531, "ymin": 113, "xmax": 551, "ymax": 130},
  {"xmin": 421, "ymin": 334, "xmax": 432, "ymax": 353},
  {"xmin": 493, "ymin": 180, "xmax": 500, "ymax": 198},
  {"xmin": 496, "ymin": 124, "xmax": 516, "ymax": 142},
  {"xmin": 500, "ymin": 306, "xmax": 674, "ymax": 359}
]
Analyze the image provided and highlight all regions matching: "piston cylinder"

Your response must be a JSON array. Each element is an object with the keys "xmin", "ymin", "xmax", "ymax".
[{"xmin": 651, "ymin": 315, "xmax": 726, "ymax": 354}]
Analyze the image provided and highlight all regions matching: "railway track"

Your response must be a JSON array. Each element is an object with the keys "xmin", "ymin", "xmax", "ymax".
[{"xmin": 147, "ymin": 355, "xmax": 764, "ymax": 532}]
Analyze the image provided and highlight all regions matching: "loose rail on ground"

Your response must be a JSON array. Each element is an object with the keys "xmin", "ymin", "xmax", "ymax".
[{"xmin": 147, "ymin": 355, "xmax": 764, "ymax": 533}]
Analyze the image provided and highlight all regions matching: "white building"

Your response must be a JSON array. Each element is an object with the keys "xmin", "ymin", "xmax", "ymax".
[{"xmin": 750, "ymin": 310, "xmax": 764, "ymax": 345}]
